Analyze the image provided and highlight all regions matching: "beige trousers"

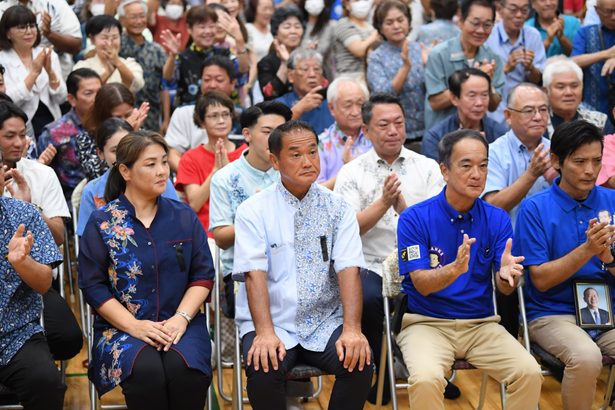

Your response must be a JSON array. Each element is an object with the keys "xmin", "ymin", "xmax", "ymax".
[
  {"xmin": 529, "ymin": 314, "xmax": 615, "ymax": 410},
  {"xmin": 396, "ymin": 313, "xmax": 542, "ymax": 410}
]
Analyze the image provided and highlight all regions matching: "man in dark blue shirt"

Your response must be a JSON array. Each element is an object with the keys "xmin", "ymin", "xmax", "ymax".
[
  {"xmin": 515, "ymin": 120, "xmax": 615, "ymax": 409},
  {"xmin": 396, "ymin": 129, "xmax": 541, "ymax": 410}
]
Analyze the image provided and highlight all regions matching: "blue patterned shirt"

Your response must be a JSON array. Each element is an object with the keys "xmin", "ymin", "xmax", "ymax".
[
  {"xmin": 367, "ymin": 41, "xmax": 426, "ymax": 140},
  {"xmin": 233, "ymin": 182, "xmax": 365, "ymax": 352},
  {"xmin": 209, "ymin": 151, "xmax": 279, "ymax": 276},
  {"xmin": 0, "ymin": 198, "xmax": 62, "ymax": 365}
]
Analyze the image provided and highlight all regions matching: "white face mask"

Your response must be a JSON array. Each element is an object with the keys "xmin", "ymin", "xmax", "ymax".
[
  {"xmin": 305, "ymin": 0, "xmax": 325, "ymax": 16},
  {"xmin": 165, "ymin": 4, "xmax": 184, "ymax": 20},
  {"xmin": 350, "ymin": 0, "xmax": 371, "ymax": 19},
  {"xmin": 89, "ymin": 3, "xmax": 105, "ymax": 16}
]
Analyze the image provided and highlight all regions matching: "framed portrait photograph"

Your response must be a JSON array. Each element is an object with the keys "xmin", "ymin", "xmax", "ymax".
[{"xmin": 574, "ymin": 280, "xmax": 615, "ymax": 330}]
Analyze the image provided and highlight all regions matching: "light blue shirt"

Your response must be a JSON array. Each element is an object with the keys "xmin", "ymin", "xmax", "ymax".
[
  {"xmin": 483, "ymin": 129, "xmax": 551, "ymax": 226},
  {"xmin": 486, "ymin": 22, "xmax": 547, "ymax": 123},
  {"xmin": 232, "ymin": 182, "xmax": 365, "ymax": 352},
  {"xmin": 424, "ymin": 34, "xmax": 505, "ymax": 129},
  {"xmin": 209, "ymin": 151, "xmax": 279, "ymax": 276},
  {"xmin": 77, "ymin": 169, "xmax": 179, "ymax": 236}
]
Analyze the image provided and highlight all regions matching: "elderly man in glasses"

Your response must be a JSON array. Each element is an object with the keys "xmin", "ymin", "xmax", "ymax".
[
  {"xmin": 485, "ymin": 0, "xmax": 546, "ymax": 123},
  {"xmin": 275, "ymin": 48, "xmax": 334, "ymax": 135}
]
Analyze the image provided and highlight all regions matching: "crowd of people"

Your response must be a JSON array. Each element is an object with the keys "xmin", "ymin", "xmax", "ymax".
[{"xmin": 1, "ymin": 0, "xmax": 615, "ymax": 408}]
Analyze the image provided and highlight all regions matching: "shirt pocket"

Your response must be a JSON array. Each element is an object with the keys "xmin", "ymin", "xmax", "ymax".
[
  {"xmin": 166, "ymin": 239, "xmax": 193, "ymax": 274},
  {"xmin": 267, "ymin": 243, "xmax": 289, "ymax": 283}
]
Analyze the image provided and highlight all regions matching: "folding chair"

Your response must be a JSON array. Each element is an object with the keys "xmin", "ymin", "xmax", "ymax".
[
  {"xmin": 71, "ymin": 178, "xmax": 88, "ymax": 336},
  {"xmin": 517, "ymin": 280, "xmax": 615, "ymax": 410},
  {"xmin": 376, "ymin": 250, "xmax": 506, "ymax": 410}
]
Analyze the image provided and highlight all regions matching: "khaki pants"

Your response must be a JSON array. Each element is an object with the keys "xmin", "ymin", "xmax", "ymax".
[
  {"xmin": 396, "ymin": 313, "xmax": 542, "ymax": 410},
  {"xmin": 529, "ymin": 314, "xmax": 615, "ymax": 410}
]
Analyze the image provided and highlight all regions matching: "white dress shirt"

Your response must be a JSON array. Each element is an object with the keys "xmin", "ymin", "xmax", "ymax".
[{"xmin": 335, "ymin": 147, "xmax": 444, "ymax": 276}]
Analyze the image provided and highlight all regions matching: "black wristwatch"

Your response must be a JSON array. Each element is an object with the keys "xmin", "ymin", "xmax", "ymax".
[{"xmin": 604, "ymin": 248, "xmax": 615, "ymax": 269}]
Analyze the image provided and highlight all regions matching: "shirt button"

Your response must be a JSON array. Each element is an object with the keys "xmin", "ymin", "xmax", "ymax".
[
  {"xmin": 151, "ymin": 289, "xmax": 156, "ymax": 293},
  {"xmin": 450, "ymin": 219, "xmax": 454, "ymax": 222},
  {"xmin": 580, "ymin": 221, "xmax": 583, "ymax": 224},
  {"xmin": 461, "ymin": 229, "xmax": 465, "ymax": 233},
  {"xmin": 147, "ymin": 242, "xmax": 152, "ymax": 246}
]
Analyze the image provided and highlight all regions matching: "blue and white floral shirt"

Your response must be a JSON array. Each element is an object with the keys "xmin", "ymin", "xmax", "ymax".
[
  {"xmin": 0, "ymin": 198, "xmax": 62, "ymax": 365},
  {"xmin": 233, "ymin": 182, "xmax": 365, "ymax": 352},
  {"xmin": 209, "ymin": 151, "xmax": 279, "ymax": 276}
]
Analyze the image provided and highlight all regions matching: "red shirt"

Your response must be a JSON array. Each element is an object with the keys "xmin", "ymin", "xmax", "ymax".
[
  {"xmin": 175, "ymin": 143, "xmax": 247, "ymax": 236},
  {"xmin": 151, "ymin": 15, "xmax": 190, "ymax": 54}
]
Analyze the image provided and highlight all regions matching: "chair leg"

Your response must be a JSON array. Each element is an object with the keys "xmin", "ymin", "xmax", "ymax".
[
  {"xmin": 375, "ymin": 334, "xmax": 387, "ymax": 409},
  {"xmin": 213, "ymin": 248, "xmax": 233, "ymax": 403},
  {"xmin": 500, "ymin": 382, "xmax": 506, "ymax": 409},
  {"xmin": 600, "ymin": 364, "xmax": 615, "ymax": 410},
  {"xmin": 476, "ymin": 372, "xmax": 489, "ymax": 410},
  {"xmin": 383, "ymin": 296, "xmax": 399, "ymax": 410},
  {"xmin": 233, "ymin": 324, "xmax": 244, "ymax": 410}
]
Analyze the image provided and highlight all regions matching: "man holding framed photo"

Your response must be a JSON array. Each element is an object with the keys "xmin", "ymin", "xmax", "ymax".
[
  {"xmin": 580, "ymin": 286, "xmax": 612, "ymax": 326},
  {"xmin": 515, "ymin": 119, "xmax": 615, "ymax": 410}
]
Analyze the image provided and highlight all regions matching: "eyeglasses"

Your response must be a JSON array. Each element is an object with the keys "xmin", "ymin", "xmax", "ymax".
[
  {"xmin": 295, "ymin": 65, "xmax": 323, "ymax": 75},
  {"xmin": 507, "ymin": 106, "xmax": 549, "ymax": 117},
  {"xmin": 503, "ymin": 5, "xmax": 530, "ymax": 15},
  {"xmin": 205, "ymin": 111, "xmax": 232, "ymax": 121},
  {"xmin": 466, "ymin": 19, "xmax": 494, "ymax": 31},
  {"xmin": 12, "ymin": 23, "xmax": 37, "ymax": 34},
  {"xmin": 597, "ymin": 7, "xmax": 615, "ymax": 16}
]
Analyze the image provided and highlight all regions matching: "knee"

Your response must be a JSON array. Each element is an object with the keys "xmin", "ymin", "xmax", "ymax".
[
  {"xmin": 565, "ymin": 343, "xmax": 603, "ymax": 378},
  {"xmin": 509, "ymin": 355, "xmax": 543, "ymax": 385},
  {"xmin": 407, "ymin": 366, "xmax": 447, "ymax": 392},
  {"xmin": 22, "ymin": 359, "xmax": 64, "ymax": 395}
]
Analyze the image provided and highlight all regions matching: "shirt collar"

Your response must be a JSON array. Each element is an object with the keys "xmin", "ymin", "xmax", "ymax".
[
  {"xmin": 437, "ymin": 186, "xmax": 480, "ymax": 223},
  {"xmin": 503, "ymin": 129, "xmax": 547, "ymax": 154},
  {"xmin": 551, "ymin": 176, "xmax": 599, "ymax": 212},
  {"xmin": 117, "ymin": 193, "xmax": 163, "ymax": 218},
  {"xmin": 495, "ymin": 21, "xmax": 524, "ymax": 47},
  {"xmin": 239, "ymin": 150, "xmax": 277, "ymax": 178},
  {"xmin": 276, "ymin": 181, "xmax": 319, "ymax": 208},
  {"xmin": 367, "ymin": 146, "xmax": 410, "ymax": 165}
]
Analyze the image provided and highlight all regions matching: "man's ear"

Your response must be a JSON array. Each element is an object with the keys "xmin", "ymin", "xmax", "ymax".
[
  {"xmin": 270, "ymin": 152, "xmax": 280, "ymax": 170},
  {"xmin": 439, "ymin": 162, "xmax": 449, "ymax": 182},
  {"xmin": 242, "ymin": 127, "xmax": 252, "ymax": 144},
  {"xmin": 67, "ymin": 94, "xmax": 77, "ymax": 108},
  {"xmin": 550, "ymin": 152, "xmax": 560, "ymax": 172}
]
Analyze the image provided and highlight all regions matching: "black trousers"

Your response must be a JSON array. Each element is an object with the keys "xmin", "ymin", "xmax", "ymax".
[
  {"xmin": 242, "ymin": 325, "xmax": 373, "ymax": 410},
  {"xmin": 43, "ymin": 288, "xmax": 83, "ymax": 360},
  {"xmin": 361, "ymin": 270, "xmax": 390, "ymax": 387},
  {"xmin": 120, "ymin": 346, "xmax": 211, "ymax": 410},
  {"xmin": 0, "ymin": 333, "xmax": 66, "ymax": 410}
]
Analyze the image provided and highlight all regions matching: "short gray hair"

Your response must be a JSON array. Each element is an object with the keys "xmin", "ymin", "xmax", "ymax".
[
  {"xmin": 287, "ymin": 48, "xmax": 323, "ymax": 70},
  {"xmin": 326, "ymin": 76, "xmax": 369, "ymax": 105},
  {"xmin": 542, "ymin": 56, "xmax": 583, "ymax": 88},
  {"xmin": 118, "ymin": 0, "xmax": 147, "ymax": 17}
]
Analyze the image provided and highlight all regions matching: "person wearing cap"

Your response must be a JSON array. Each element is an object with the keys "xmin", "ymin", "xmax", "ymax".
[{"xmin": 119, "ymin": 0, "xmax": 168, "ymax": 132}]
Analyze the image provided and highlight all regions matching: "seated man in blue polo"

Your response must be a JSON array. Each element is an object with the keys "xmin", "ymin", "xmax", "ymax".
[
  {"xmin": 515, "ymin": 120, "xmax": 615, "ymax": 410},
  {"xmin": 422, "ymin": 68, "xmax": 508, "ymax": 161},
  {"xmin": 275, "ymin": 48, "xmax": 334, "ymax": 135},
  {"xmin": 396, "ymin": 129, "xmax": 542, "ymax": 410}
]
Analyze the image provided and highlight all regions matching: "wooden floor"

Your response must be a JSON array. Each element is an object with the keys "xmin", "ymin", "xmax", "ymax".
[{"xmin": 60, "ymin": 286, "xmax": 613, "ymax": 410}]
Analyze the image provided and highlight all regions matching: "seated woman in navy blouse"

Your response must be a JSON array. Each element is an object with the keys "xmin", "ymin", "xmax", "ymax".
[{"xmin": 78, "ymin": 131, "xmax": 214, "ymax": 410}]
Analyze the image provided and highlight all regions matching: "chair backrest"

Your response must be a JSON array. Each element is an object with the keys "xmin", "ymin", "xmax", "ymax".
[{"xmin": 382, "ymin": 250, "xmax": 402, "ymax": 299}]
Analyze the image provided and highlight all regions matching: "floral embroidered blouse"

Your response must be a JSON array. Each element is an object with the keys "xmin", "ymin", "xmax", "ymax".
[{"xmin": 78, "ymin": 195, "xmax": 214, "ymax": 395}]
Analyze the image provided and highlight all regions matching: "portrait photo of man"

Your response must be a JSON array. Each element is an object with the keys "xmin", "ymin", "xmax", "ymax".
[{"xmin": 579, "ymin": 286, "xmax": 612, "ymax": 326}]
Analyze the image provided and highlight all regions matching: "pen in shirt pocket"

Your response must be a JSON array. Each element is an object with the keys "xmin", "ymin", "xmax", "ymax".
[{"xmin": 320, "ymin": 235, "xmax": 329, "ymax": 262}]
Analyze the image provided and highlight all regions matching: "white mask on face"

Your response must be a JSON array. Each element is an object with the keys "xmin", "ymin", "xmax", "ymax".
[
  {"xmin": 350, "ymin": 0, "xmax": 371, "ymax": 19},
  {"xmin": 89, "ymin": 3, "xmax": 105, "ymax": 16},
  {"xmin": 305, "ymin": 0, "xmax": 325, "ymax": 16},
  {"xmin": 165, "ymin": 4, "xmax": 184, "ymax": 20}
]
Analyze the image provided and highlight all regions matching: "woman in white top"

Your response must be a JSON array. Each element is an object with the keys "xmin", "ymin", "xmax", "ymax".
[
  {"xmin": 0, "ymin": 5, "xmax": 67, "ymax": 137},
  {"xmin": 74, "ymin": 15, "xmax": 144, "ymax": 94},
  {"xmin": 245, "ymin": 0, "xmax": 274, "ymax": 102}
]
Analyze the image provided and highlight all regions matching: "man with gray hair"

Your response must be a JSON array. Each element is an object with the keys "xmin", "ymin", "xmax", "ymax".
[
  {"xmin": 119, "ymin": 0, "xmax": 168, "ymax": 131},
  {"xmin": 275, "ymin": 48, "xmax": 334, "ymax": 134},
  {"xmin": 317, "ymin": 77, "xmax": 371, "ymax": 189},
  {"xmin": 543, "ymin": 56, "xmax": 614, "ymax": 137}
]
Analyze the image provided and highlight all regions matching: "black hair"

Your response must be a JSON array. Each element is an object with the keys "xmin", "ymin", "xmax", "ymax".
[
  {"xmin": 186, "ymin": 4, "xmax": 218, "ymax": 27},
  {"xmin": 448, "ymin": 67, "xmax": 491, "ymax": 98},
  {"xmin": 361, "ymin": 93, "xmax": 405, "ymax": 125},
  {"xmin": 438, "ymin": 129, "xmax": 489, "ymax": 166},
  {"xmin": 268, "ymin": 119, "xmax": 317, "ymax": 157},
  {"xmin": 0, "ymin": 92, "xmax": 13, "ymax": 103},
  {"xmin": 66, "ymin": 68, "xmax": 101, "ymax": 97},
  {"xmin": 240, "ymin": 100, "xmax": 292, "ymax": 129},
  {"xmin": 85, "ymin": 14, "xmax": 122, "ymax": 37},
  {"xmin": 298, "ymin": 0, "xmax": 333, "ymax": 37},
  {"xmin": 0, "ymin": 6, "xmax": 41, "ymax": 50},
  {"xmin": 193, "ymin": 91, "xmax": 235, "ymax": 127},
  {"xmin": 460, "ymin": 0, "xmax": 495, "ymax": 20},
  {"xmin": 550, "ymin": 120, "xmax": 603, "ymax": 172},
  {"xmin": 0, "ymin": 64, "xmax": 5, "ymax": 76},
  {"xmin": 430, "ymin": 0, "xmax": 458, "ymax": 19},
  {"xmin": 270, "ymin": 5, "xmax": 304, "ymax": 37},
  {"xmin": 104, "ymin": 131, "xmax": 169, "ymax": 202},
  {"xmin": 0, "ymin": 101, "xmax": 27, "ymax": 129},
  {"xmin": 95, "ymin": 117, "xmax": 134, "ymax": 151},
  {"xmin": 202, "ymin": 55, "xmax": 236, "ymax": 82}
]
